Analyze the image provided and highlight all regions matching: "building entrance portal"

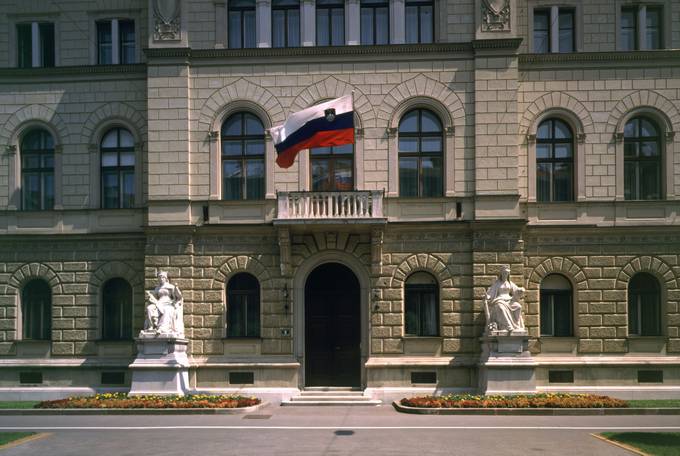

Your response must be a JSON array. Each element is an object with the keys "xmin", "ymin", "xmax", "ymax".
[{"xmin": 305, "ymin": 262, "xmax": 361, "ymax": 387}]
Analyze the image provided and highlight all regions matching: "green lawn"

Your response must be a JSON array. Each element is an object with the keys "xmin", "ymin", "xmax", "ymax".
[
  {"xmin": 601, "ymin": 433, "xmax": 680, "ymax": 456},
  {"xmin": 0, "ymin": 432, "xmax": 36, "ymax": 446},
  {"xmin": 627, "ymin": 400, "xmax": 680, "ymax": 408},
  {"xmin": 0, "ymin": 401, "xmax": 38, "ymax": 409}
]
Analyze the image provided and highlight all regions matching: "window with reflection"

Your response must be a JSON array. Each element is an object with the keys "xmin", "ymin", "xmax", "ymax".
[
  {"xmin": 624, "ymin": 117, "xmax": 661, "ymax": 200},
  {"xmin": 628, "ymin": 273, "xmax": 661, "ymax": 336},
  {"xmin": 22, "ymin": 279, "xmax": 51, "ymax": 340},
  {"xmin": 21, "ymin": 129, "xmax": 54, "ymax": 211},
  {"xmin": 621, "ymin": 6, "xmax": 663, "ymax": 50},
  {"xmin": 101, "ymin": 127, "xmax": 135, "ymax": 209},
  {"xmin": 536, "ymin": 118, "xmax": 573, "ymax": 202},
  {"xmin": 540, "ymin": 274, "xmax": 573, "ymax": 337},
  {"xmin": 405, "ymin": 0, "xmax": 433, "ymax": 44},
  {"xmin": 221, "ymin": 112, "xmax": 265, "ymax": 200},
  {"xmin": 97, "ymin": 19, "xmax": 135, "ymax": 64},
  {"xmin": 102, "ymin": 278, "xmax": 133, "ymax": 340},
  {"xmin": 227, "ymin": 273, "xmax": 260, "ymax": 337},
  {"xmin": 229, "ymin": 0, "xmax": 256, "ymax": 48},
  {"xmin": 316, "ymin": 0, "xmax": 345, "ymax": 46},
  {"xmin": 360, "ymin": 0, "xmax": 389, "ymax": 44},
  {"xmin": 533, "ymin": 8, "xmax": 575, "ymax": 53},
  {"xmin": 398, "ymin": 109, "xmax": 443, "ymax": 197},
  {"xmin": 310, "ymin": 144, "xmax": 354, "ymax": 191},
  {"xmin": 272, "ymin": 0, "xmax": 300, "ymax": 47},
  {"xmin": 405, "ymin": 272, "xmax": 439, "ymax": 337}
]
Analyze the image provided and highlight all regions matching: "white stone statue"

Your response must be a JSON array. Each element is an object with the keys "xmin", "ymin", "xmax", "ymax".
[
  {"xmin": 483, "ymin": 265, "xmax": 526, "ymax": 335},
  {"xmin": 140, "ymin": 271, "xmax": 185, "ymax": 338}
]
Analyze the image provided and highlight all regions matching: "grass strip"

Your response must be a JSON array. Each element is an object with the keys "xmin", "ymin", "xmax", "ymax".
[
  {"xmin": 0, "ymin": 401, "xmax": 39, "ymax": 409},
  {"xmin": 600, "ymin": 432, "xmax": 680, "ymax": 456},
  {"xmin": 0, "ymin": 432, "xmax": 37, "ymax": 446},
  {"xmin": 627, "ymin": 400, "xmax": 680, "ymax": 408}
]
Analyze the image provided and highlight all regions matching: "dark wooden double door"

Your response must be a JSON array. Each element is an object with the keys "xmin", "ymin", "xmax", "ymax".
[{"xmin": 305, "ymin": 263, "xmax": 361, "ymax": 387}]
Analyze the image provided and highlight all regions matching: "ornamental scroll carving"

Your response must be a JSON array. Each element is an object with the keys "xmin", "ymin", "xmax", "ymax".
[
  {"xmin": 481, "ymin": 0, "xmax": 511, "ymax": 32},
  {"xmin": 153, "ymin": 0, "xmax": 181, "ymax": 41}
]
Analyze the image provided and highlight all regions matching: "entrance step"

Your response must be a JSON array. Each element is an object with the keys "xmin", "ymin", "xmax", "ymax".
[{"xmin": 281, "ymin": 388, "xmax": 381, "ymax": 406}]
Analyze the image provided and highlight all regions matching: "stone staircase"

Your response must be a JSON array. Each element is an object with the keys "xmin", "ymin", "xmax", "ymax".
[{"xmin": 281, "ymin": 387, "xmax": 382, "ymax": 406}]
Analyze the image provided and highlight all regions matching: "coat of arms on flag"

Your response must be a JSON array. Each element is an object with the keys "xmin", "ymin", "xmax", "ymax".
[{"xmin": 270, "ymin": 95, "xmax": 354, "ymax": 168}]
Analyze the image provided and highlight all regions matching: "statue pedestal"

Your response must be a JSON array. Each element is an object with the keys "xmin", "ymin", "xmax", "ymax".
[
  {"xmin": 129, "ymin": 337, "xmax": 190, "ymax": 396},
  {"xmin": 478, "ymin": 332, "xmax": 536, "ymax": 395}
]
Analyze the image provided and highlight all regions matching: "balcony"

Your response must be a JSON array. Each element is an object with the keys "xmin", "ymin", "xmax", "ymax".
[{"xmin": 275, "ymin": 191, "xmax": 385, "ymax": 223}]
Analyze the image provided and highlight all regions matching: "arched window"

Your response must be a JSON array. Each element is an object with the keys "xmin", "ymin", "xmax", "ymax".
[
  {"xmin": 398, "ymin": 109, "xmax": 443, "ymax": 197},
  {"xmin": 102, "ymin": 278, "xmax": 133, "ymax": 340},
  {"xmin": 311, "ymin": 143, "xmax": 354, "ymax": 191},
  {"xmin": 101, "ymin": 127, "xmax": 135, "ymax": 208},
  {"xmin": 540, "ymin": 274, "xmax": 573, "ymax": 336},
  {"xmin": 21, "ymin": 129, "xmax": 54, "ymax": 210},
  {"xmin": 628, "ymin": 273, "xmax": 661, "ymax": 336},
  {"xmin": 226, "ymin": 273, "xmax": 260, "ymax": 337},
  {"xmin": 405, "ymin": 272, "xmax": 439, "ymax": 336},
  {"xmin": 22, "ymin": 279, "xmax": 51, "ymax": 340},
  {"xmin": 221, "ymin": 113, "xmax": 265, "ymax": 200},
  {"xmin": 624, "ymin": 117, "xmax": 662, "ymax": 200},
  {"xmin": 536, "ymin": 118, "xmax": 574, "ymax": 202}
]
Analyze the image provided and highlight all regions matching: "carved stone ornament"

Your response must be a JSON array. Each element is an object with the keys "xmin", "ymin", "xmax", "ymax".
[
  {"xmin": 153, "ymin": 0, "xmax": 181, "ymax": 41},
  {"xmin": 481, "ymin": 0, "xmax": 511, "ymax": 32}
]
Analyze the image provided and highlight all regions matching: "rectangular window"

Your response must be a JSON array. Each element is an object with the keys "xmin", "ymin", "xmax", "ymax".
[
  {"xmin": 558, "ymin": 9, "xmax": 575, "ymax": 52},
  {"xmin": 405, "ymin": 0, "xmax": 433, "ymax": 44},
  {"xmin": 97, "ymin": 19, "xmax": 135, "ymax": 64},
  {"xmin": 540, "ymin": 290, "xmax": 572, "ymax": 337},
  {"xmin": 361, "ymin": 0, "xmax": 389, "ymax": 45},
  {"xmin": 229, "ymin": 372, "xmax": 255, "ymax": 384},
  {"xmin": 645, "ymin": 7, "xmax": 662, "ymax": 50},
  {"xmin": 272, "ymin": 0, "xmax": 300, "ymax": 47},
  {"xmin": 405, "ymin": 284, "xmax": 438, "ymax": 336},
  {"xmin": 411, "ymin": 372, "xmax": 437, "ymax": 384},
  {"xmin": 533, "ymin": 8, "xmax": 574, "ymax": 53},
  {"xmin": 533, "ymin": 9, "xmax": 550, "ymax": 53},
  {"xmin": 621, "ymin": 6, "xmax": 663, "ymax": 50},
  {"xmin": 637, "ymin": 370, "xmax": 663, "ymax": 383},
  {"xmin": 316, "ymin": 0, "xmax": 345, "ymax": 46},
  {"xmin": 621, "ymin": 7, "xmax": 637, "ymax": 51},
  {"xmin": 548, "ymin": 370, "xmax": 574, "ymax": 383},
  {"xmin": 17, "ymin": 22, "xmax": 55, "ymax": 68},
  {"xmin": 229, "ymin": 0, "xmax": 257, "ymax": 48}
]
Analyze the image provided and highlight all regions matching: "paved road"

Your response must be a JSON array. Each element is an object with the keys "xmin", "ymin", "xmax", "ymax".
[{"xmin": 2, "ymin": 404, "xmax": 679, "ymax": 455}]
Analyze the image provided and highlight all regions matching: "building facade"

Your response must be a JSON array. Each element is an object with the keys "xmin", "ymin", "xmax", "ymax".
[{"xmin": 0, "ymin": 0, "xmax": 679, "ymax": 401}]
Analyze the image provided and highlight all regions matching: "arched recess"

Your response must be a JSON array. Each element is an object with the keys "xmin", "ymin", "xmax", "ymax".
[
  {"xmin": 7, "ymin": 262, "xmax": 63, "ymax": 341},
  {"xmin": 289, "ymin": 77, "xmax": 373, "ymax": 191},
  {"xmin": 292, "ymin": 250, "xmax": 370, "ymax": 387},
  {"xmin": 199, "ymin": 79, "xmax": 285, "ymax": 200},
  {"xmin": 84, "ymin": 107, "xmax": 146, "ymax": 209},
  {"xmin": 2, "ymin": 105, "xmax": 69, "ymax": 210},
  {"xmin": 606, "ymin": 91, "xmax": 679, "ymax": 200},
  {"xmin": 90, "ymin": 261, "xmax": 143, "ymax": 340},
  {"xmin": 391, "ymin": 253, "xmax": 453, "ymax": 289},
  {"xmin": 379, "ymin": 74, "xmax": 466, "ymax": 197},
  {"xmin": 520, "ymin": 94, "xmax": 594, "ymax": 202}
]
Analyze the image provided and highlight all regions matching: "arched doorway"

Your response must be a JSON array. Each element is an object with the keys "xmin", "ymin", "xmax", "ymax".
[{"xmin": 305, "ymin": 262, "xmax": 361, "ymax": 387}]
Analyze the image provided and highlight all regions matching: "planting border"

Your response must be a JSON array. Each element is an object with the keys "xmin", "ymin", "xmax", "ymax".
[
  {"xmin": 393, "ymin": 401, "xmax": 680, "ymax": 415},
  {"xmin": 0, "ymin": 402, "xmax": 267, "ymax": 415}
]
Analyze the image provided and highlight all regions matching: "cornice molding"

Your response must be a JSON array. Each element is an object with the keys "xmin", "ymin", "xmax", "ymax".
[
  {"xmin": 520, "ymin": 50, "xmax": 680, "ymax": 67},
  {"xmin": 0, "ymin": 64, "xmax": 147, "ymax": 78},
  {"xmin": 472, "ymin": 38, "xmax": 523, "ymax": 50}
]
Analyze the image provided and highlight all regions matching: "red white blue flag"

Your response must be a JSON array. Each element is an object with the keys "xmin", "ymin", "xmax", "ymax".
[{"xmin": 271, "ymin": 95, "xmax": 354, "ymax": 168}]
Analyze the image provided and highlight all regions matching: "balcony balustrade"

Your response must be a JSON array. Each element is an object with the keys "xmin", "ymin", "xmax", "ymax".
[{"xmin": 276, "ymin": 191, "xmax": 384, "ymax": 221}]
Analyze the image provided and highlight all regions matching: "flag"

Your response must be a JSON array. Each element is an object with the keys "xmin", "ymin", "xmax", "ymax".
[{"xmin": 270, "ymin": 95, "xmax": 354, "ymax": 168}]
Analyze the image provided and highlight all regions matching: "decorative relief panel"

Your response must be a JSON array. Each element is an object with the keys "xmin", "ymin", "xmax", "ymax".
[
  {"xmin": 481, "ymin": 0, "xmax": 510, "ymax": 32},
  {"xmin": 153, "ymin": 0, "xmax": 181, "ymax": 41}
]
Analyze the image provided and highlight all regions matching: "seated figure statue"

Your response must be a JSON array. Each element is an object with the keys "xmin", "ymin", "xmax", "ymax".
[
  {"xmin": 141, "ymin": 271, "xmax": 184, "ymax": 338},
  {"xmin": 483, "ymin": 264, "xmax": 526, "ymax": 334}
]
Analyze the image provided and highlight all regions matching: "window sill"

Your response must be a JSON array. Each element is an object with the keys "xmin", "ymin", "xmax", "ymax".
[
  {"xmin": 402, "ymin": 336, "xmax": 442, "ymax": 340},
  {"xmin": 223, "ymin": 337, "xmax": 262, "ymax": 341}
]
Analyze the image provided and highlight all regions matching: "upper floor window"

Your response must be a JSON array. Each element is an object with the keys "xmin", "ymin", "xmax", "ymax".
[
  {"xmin": 17, "ymin": 22, "xmax": 55, "ymax": 68},
  {"xmin": 405, "ymin": 272, "xmax": 439, "ymax": 337},
  {"xmin": 621, "ymin": 6, "xmax": 663, "ymax": 50},
  {"xmin": 229, "ymin": 0, "xmax": 257, "ymax": 48},
  {"xmin": 533, "ymin": 7, "xmax": 575, "ymax": 53},
  {"xmin": 624, "ymin": 117, "xmax": 661, "ymax": 200},
  {"xmin": 97, "ymin": 19, "xmax": 135, "ymax": 64},
  {"xmin": 405, "ymin": 0, "xmax": 433, "ymax": 44},
  {"xmin": 311, "ymin": 144, "xmax": 354, "ymax": 191},
  {"xmin": 540, "ymin": 274, "xmax": 573, "ymax": 337},
  {"xmin": 536, "ymin": 118, "xmax": 574, "ymax": 202},
  {"xmin": 101, "ymin": 128, "xmax": 135, "ymax": 208},
  {"xmin": 221, "ymin": 112, "xmax": 265, "ymax": 200},
  {"xmin": 398, "ymin": 109, "xmax": 443, "ymax": 197},
  {"xmin": 272, "ymin": 0, "xmax": 300, "ymax": 47},
  {"xmin": 102, "ymin": 278, "xmax": 133, "ymax": 340},
  {"xmin": 628, "ymin": 273, "xmax": 661, "ymax": 336},
  {"xmin": 22, "ymin": 279, "xmax": 51, "ymax": 340},
  {"xmin": 21, "ymin": 129, "xmax": 54, "ymax": 211},
  {"xmin": 360, "ymin": 0, "xmax": 389, "ymax": 45},
  {"xmin": 227, "ymin": 273, "xmax": 261, "ymax": 337},
  {"xmin": 316, "ymin": 0, "xmax": 345, "ymax": 46}
]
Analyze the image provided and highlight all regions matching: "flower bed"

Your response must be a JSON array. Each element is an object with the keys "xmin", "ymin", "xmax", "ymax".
[
  {"xmin": 36, "ymin": 393, "xmax": 261, "ymax": 409},
  {"xmin": 400, "ymin": 393, "xmax": 628, "ymax": 409}
]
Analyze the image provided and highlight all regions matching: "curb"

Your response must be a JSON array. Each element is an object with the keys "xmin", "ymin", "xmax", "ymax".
[
  {"xmin": 0, "ymin": 402, "xmax": 268, "ymax": 415},
  {"xmin": 0, "ymin": 433, "xmax": 51, "ymax": 450},
  {"xmin": 392, "ymin": 401, "xmax": 680, "ymax": 415},
  {"xmin": 590, "ymin": 433, "xmax": 648, "ymax": 456}
]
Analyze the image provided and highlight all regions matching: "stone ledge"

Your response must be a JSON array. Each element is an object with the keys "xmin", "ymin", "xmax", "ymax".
[{"xmin": 392, "ymin": 401, "xmax": 680, "ymax": 415}]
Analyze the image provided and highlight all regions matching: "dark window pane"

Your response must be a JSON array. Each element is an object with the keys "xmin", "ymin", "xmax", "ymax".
[
  {"xmin": 288, "ymin": 9, "xmax": 300, "ymax": 46},
  {"xmin": 629, "ymin": 273, "xmax": 660, "ymax": 336},
  {"xmin": 540, "ymin": 294, "xmax": 554, "ymax": 335},
  {"xmin": 102, "ymin": 171, "xmax": 119, "ymax": 208},
  {"xmin": 552, "ymin": 162, "xmax": 573, "ymax": 202},
  {"xmin": 119, "ymin": 20, "xmax": 135, "ymax": 64},
  {"xmin": 537, "ymin": 120, "xmax": 551, "ymax": 139},
  {"xmin": 554, "ymin": 120, "xmax": 572, "ymax": 139},
  {"xmin": 421, "ymin": 156, "xmax": 442, "ymax": 197},
  {"xmin": 399, "ymin": 138, "xmax": 418, "ymax": 153},
  {"xmin": 405, "ymin": 278, "xmax": 438, "ymax": 336},
  {"xmin": 331, "ymin": 7, "xmax": 344, "ymax": 45},
  {"xmin": 312, "ymin": 159, "xmax": 330, "ymax": 191},
  {"xmin": 375, "ymin": 7, "xmax": 389, "ymax": 44},
  {"xmin": 420, "ymin": 110, "xmax": 441, "ymax": 132},
  {"xmin": 646, "ymin": 8, "xmax": 661, "ymax": 50},
  {"xmin": 223, "ymin": 161, "xmax": 243, "ymax": 200},
  {"xmin": 17, "ymin": 24, "xmax": 32, "ymax": 68},
  {"xmin": 244, "ymin": 10, "xmax": 256, "ymax": 47},
  {"xmin": 399, "ymin": 111, "xmax": 418, "ymax": 132},
  {"xmin": 97, "ymin": 21, "xmax": 113, "ymax": 64},
  {"xmin": 39, "ymin": 23, "xmax": 55, "ymax": 67},
  {"xmin": 229, "ymin": 11, "xmax": 243, "ymax": 48},
  {"xmin": 621, "ymin": 9, "xmax": 636, "ymax": 51},
  {"xmin": 360, "ymin": 7, "xmax": 374, "ymax": 44},
  {"xmin": 405, "ymin": 6, "xmax": 418, "ymax": 43},
  {"xmin": 558, "ymin": 10, "xmax": 574, "ymax": 52},
  {"xmin": 641, "ymin": 119, "xmax": 658, "ymax": 137},
  {"xmin": 399, "ymin": 157, "xmax": 418, "ymax": 197},
  {"xmin": 102, "ymin": 278, "xmax": 133, "ymax": 340},
  {"xmin": 639, "ymin": 161, "xmax": 660, "ymax": 200},
  {"xmin": 222, "ymin": 140, "xmax": 243, "ymax": 156},
  {"xmin": 316, "ymin": 8, "xmax": 330, "ymax": 45},
  {"xmin": 537, "ymin": 162, "xmax": 551, "ymax": 202},
  {"xmin": 554, "ymin": 143, "xmax": 572, "ymax": 159},
  {"xmin": 22, "ymin": 279, "xmax": 51, "ymax": 340},
  {"xmin": 245, "ymin": 159, "xmax": 265, "ymax": 200},
  {"xmin": 43, "ymin": 172, "xmax": 54, "ymax": 209},
  {"xmin": 227, "ymin": 273, "xmax": 260, "ymax": 338},
  {"xmin": 420, "ymin": 5, "xmax": 433, "ymax": 43},
  {"xmin": 122, "ymin": 171, "xmax": 135, "ymax": 208},
  {"xmin": 533, "ymin": 10, "xmax": 550, "ymax": 53},
  {"xmin": 272, "ymin": 10, "xmax": 286, "ymax": 47}
]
